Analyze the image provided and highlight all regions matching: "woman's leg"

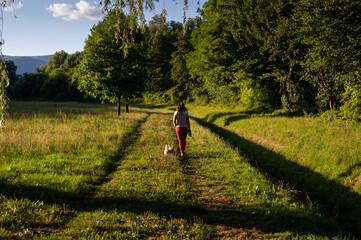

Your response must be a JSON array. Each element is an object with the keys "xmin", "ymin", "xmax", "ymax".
[
  {"xmin": 176, "ymin": 127, "xmax": 188, "ymax": 153},
  {"xmin": 180, "ymin": 127, "xmax": 187, "ymax": 153}
]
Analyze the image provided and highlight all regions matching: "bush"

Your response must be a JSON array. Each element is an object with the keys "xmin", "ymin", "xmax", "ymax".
[
  {"xmin": 142, "ymin": 92, "xmax": 165, "ymax": 104},
  {"xmin": 41, "ymin": 69, "xmax": 71, "ymax": 100},
  {"xmin": 239, "ymin": 78, "xmax": 273, "ymax": 112},
  {"xmin": 203, "ymin": 67, "xmax": 238, "ymax": 105},
  {"xmin": 341, "ymin": 84, "xmax": 361, "ymax": 120},
  {"xmin": 317, "ymin": 110, "xmax": 344, "ymax": 122}
]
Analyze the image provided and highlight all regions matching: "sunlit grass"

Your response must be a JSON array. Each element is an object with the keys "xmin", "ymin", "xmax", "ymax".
[
  {"xmin": 0, "ymin": 101, "xmax": 148, "ymax": 237},
  {"xmin": 190, "ymin": 104, "xmax": 361, "ymax": 237},
  {"xmin": 190, "ymin": 105, "xmax": 361, "ymax": 189},
  {"xmin": 0, "ymin": 102, "xmax": 353, "ymax": 239},
  {"xmin": 57, "ymin": 109, "xmax": 213, "ymax": 239},
  {"xmin": 188, "ymin": 119, "xmax": 344, "ymax": 239}
]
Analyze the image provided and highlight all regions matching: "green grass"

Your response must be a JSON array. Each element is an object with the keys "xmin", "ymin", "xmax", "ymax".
[
  {"xmin": 186, "ymin": 119, "xmax": 345, "ymax": 239},
  {"xmin": 0, "ymin": 101, "xmax": 355, "ymax": 239},
  {"xmin": 0, "ymin": 101, "xmax": 148, "ymax": 238},
  {"xmin": 189, "ymin": 105, "xmax": 361, "ymax": 237},
  {"xmin": 191, "ymin": 106, "xmax": 361, "ymax": 187}
]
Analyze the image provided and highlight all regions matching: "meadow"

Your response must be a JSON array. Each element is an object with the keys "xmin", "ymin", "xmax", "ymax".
[
  {"xmin": 0, "ymin": 101, "xmax": 357, "ymax": 239},
  {"xmin": 190, "ymin": 105, "xmax": 361, "ymax": 237}
]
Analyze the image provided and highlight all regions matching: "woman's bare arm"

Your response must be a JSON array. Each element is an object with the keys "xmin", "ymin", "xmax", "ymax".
[
  {"xmin": 173, "ymin": 115, "xmax": 177, "ymax": 129},
  {"xmin": 186, "ymin": 116, "xmax": 191, "ymax": 132}
]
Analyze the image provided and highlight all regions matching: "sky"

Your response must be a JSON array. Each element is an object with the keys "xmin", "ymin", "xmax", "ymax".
[{"xmin": 1, "ymin": 0, "xmax": 204, "ymax": 56}]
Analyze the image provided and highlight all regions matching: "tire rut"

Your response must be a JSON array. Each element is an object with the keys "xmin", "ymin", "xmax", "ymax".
[
  {"xmin": 33, "ymin": 113, "xmax": 151, "ymax": 237},
  {"xmin": 183, "ymin": 162, "xmax": 268, "ymax": 239},
  {"xmin": 82, "ymin": 113, "xmax": 151, "ymax": 199}
]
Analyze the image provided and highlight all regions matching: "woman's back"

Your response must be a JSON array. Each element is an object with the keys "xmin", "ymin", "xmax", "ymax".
[{"xmin": 174, "ymin": 110, "xmax": 189, "ymax": 128}]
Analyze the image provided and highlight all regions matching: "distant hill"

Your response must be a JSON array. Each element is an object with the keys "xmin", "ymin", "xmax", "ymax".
[{"xmin": 4, "ymin": 55, "xmax": 53, "ymax": 75}]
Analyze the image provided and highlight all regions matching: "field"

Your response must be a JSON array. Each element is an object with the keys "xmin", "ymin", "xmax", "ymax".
[{"xmin": 0, "ymin": 101, "xmax": 359, "ymax": 239}]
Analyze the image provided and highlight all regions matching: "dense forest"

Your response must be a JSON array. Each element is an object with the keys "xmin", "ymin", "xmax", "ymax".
[{"xmin": 5, "ymin": 0, "xmax": 361, "ymax": 118}]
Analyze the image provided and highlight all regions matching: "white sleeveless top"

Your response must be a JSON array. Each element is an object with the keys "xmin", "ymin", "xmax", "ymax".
[{"xmin": 174, "ymin": 110, "xmax": 189, "ymax": 128}]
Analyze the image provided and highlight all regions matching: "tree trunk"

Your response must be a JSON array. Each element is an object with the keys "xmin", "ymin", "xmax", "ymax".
[
  {"xmin": 318, "ymin": 69, "xmax": 334, "ymax": 111},
  {"xmin": 117, "ymin": 96, "xmax": 121, "ymax": 116},
  {"xmin": 125, "ymin": 102, "xmax": 129, "ymax": 113},
  {"xmin": 329, "ymin": 99, "xmax": 333, "ymax": 111}
]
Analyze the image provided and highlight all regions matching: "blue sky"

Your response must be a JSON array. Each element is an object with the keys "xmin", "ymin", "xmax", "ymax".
[{"xmin": 1, "ymin": 0, "xmax": 203, "ymax": 56}]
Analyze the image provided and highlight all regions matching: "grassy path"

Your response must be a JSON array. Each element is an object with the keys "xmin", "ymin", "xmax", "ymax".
[
  {"xmin": 0, "ymin": 103, "xmax": 351, "ymax": 239},
  {"xmin": 53, "ymin": 111, "xmax": 212, "ymax": 239},
  {"xmin": 55, "ymin": 108, "xmax": 347, "ymax": 239}
]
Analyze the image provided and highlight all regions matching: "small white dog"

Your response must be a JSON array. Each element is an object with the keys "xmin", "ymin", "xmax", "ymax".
[{"xmin": 164, "ymin": 144, "xmax": 175, "ymax": 155}]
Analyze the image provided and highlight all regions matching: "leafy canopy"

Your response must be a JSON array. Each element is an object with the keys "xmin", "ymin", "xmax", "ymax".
[{"xmin": 76, "ymin": 10, "xmax": 146, "ymax": 108}]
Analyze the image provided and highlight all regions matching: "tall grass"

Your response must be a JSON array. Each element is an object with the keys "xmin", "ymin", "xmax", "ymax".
[{"xmin": 0, "ymin": 101, "xmax": 148, "ymax": 238}]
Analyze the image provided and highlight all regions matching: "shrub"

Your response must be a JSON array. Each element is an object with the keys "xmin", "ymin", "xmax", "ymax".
[
  {"xmin": 341, "ymin": 84, "xmax": 361, "ymax": 120},
  {"xmin": 239, "ymin": 78, "xmax": 273, "ymax": 112},
  {"xmin": 142, "ymin": 92, "xmax": 165, "ymax": 104}
]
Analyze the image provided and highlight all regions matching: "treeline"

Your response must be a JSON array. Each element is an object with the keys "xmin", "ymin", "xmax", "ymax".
[
  {"xmin": 6, "ymin": 51, "xmax": 85, "ymax": 101},
  {"xmin": 180, "ymin": 0, "xmax": 361, "ymax": 117},
  {"xmin": 7, "ymin": 0, "xmax": 361, "ymax": 118}
]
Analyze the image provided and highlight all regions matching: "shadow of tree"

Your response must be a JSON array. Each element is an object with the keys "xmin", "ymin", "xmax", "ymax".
[
  {"xmin": 203, "ymin": 110, "xmax": 303, "ymax": 127},
  {"xmin": 192, "ymin": 116, "xmax": 361, "ymax": 238},
  {"xmin": 223, "ymin": 114, "xmax": 250, "ymax": 126},
  {"xmin": 204, "ymin": 112, "xmax": 238, "ymax": 123},
  {"xmin": 0, "ymin": 182, "xmax": 345, "ymax": 238},
  {"xmin": 338, "ymin": 163, "xmax": 361, "ymax": 178},
  {"xmin": 0, "ymin": 111, "xmax": 356, "ymax": 238}
]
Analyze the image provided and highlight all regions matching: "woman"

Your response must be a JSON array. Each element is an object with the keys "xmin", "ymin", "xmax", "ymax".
[{"xmin": 173, "ymin": 101, "xmax": 191, "ymax": 157}]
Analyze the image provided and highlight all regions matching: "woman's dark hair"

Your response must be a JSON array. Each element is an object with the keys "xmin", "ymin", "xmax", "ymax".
[{"xmin": 176, "ymin": 101, "xmax": 187, "ymax": 113}]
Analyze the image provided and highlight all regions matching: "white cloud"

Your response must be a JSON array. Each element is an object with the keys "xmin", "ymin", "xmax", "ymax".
[
  {"xmin": 3, "ymin": 1, "xmax": 23, "ymax": 11},
  {"xmin": 47, "ymin": 0, "xmax": 103, "ymax": 21}
]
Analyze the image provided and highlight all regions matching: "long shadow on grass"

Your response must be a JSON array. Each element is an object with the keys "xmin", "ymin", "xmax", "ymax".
[
  {"xmin": 0, "ymin": 114, "xmax": 152, "ymax": 232},
  {"xmin": 223, "ymin": 114, "xmax": 251, "ymax": 126},
  {"xmin": 338, "ymin": 162, "xmax": 361, "ymax": 178},
  {"xmin": 0, "ymin": 114, "xmax": 150, "ymax": 211},
  {"xmin": 0, "ymin": 181, "xmax": 344, "ymax": 237},
  {"xmin": 83, "ymin": 114, "xmax": 151, "ymax": 197},
  {"xmin": 192, "ymin": 116, "xmax": 361, "ymax": 238},
  {"xmin": 0, "ymin": 167, "xmax": 349, "ymax": 237},
  {"xmin": 204, "ymin": 110, "xmax": 306, "ymax": 127},
  {"xmin": 202, "ymin": 111, "xmax": 302, "ymax": 127},
  {"xmin": 87, "ymin": 195, "xmax": 344, "ymax": 237},
  {"xmin": 0, "ymin": 109, "xmax": 148, "ymax": 205},
  {"xmin": 0, "ymin": 113, "xmax": 356, "ymax": 238},
  {"xmin": 204, "ymin": 112, "xmax": 239, "ymax": 123}
]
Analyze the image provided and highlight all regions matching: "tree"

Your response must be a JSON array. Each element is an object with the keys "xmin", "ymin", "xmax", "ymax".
[
  {"xmin": 187, "ymin": 0, "xmax": 241, "ymax": 105},
  {"xmin": 294, "ymin": 0, "xmax": 361, "ymax": 111},
  {"xmin": 186, "ymin": 0, "xmax": 277, "ymax": 108},
  {"xmin": 145, "ymin": 15, "xmax": 182, "ymax": 98},
  {"xmin": 4, "ymin": 60, "xmax": 17, "ymax": 97},
  {"xmin": 101, "ymin": 0, "xmax": 194, "ymax": 25},
  {"xmin": 76, "ymin": 10, "xmax": 146, "ymax": 114},
  {"xmin": 41, "ymin": 69, "xmax": 71, "ymax": 100},
  {"xmin": 169, "ymin": 18, "xmax": 198, "ymax": 102},
  {"xmin": 0, "ymin": 59, "xmax": 9, "ymax": 130},
  {"xmin": 228, "ymin": 0, "xmax": 315, "ymax": 111},
  {"xmin": 101, "ymin": 1, "xmax": 200, "ymax": 57},
  {"xmin": 62, "ymin": 51, "xmax": 83, "ymax": 71},
  {"xmin": 63, "ymin": 52, "xmax": 84, "ymax": 100},
  {"xmin": 41, "ymin": 50, "xmax": 69, "ymax": 72},
  {"xmin": 13, "ymin": 72, "xmax": 44, "ymax": 99},
  {"xmin": 0, "ymin": 0, "xmax": 11, "ymax": 130}
]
